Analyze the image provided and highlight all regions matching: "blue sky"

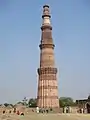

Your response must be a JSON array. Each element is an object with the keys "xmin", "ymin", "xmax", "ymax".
[{"xmin": 0, "ymin": 0, "xmax": 90, "ymax": 104}]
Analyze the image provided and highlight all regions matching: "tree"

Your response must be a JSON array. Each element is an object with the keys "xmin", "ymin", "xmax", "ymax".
[
  {"xmin": 59, "ymin": 97, "xmax": 74, "ymax": 107},
  {"xmin": 4, "ymin": 103, "xmax": 13, "ymax": 107},
  {"xmin": 9, "ymin": 104, "xmax": 14, "ymax": 108},
  {"xmin": 28, "ymin": 98, "xmax": 37, "ymax": 108},
  {"xmin": 4, "ymin": 103, "xmax": 9, "ymax": 107},
  {"xmin": 16, "ymin": 101, "xmax": 24, "ymax": 105},
  {"xmin": 22, "ymin": 97, "xmax": 28, "ymax": 106}
]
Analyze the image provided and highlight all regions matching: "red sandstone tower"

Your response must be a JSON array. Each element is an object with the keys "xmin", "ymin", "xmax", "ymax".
[{"xmin": 37, "ymin": 5, "xmax": 59, "ymax": 111}]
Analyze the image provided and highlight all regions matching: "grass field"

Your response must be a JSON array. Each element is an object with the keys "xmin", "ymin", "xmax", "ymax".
[{"xmin": 1, "ymin": 113, "xmax": 90, "ymax": 120}]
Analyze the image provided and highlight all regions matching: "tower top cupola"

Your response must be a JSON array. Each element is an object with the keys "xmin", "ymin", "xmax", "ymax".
[
  {"xmin": 42, "ymin": 5, "xmax": 51, "ymax": 18},
  {"xmin": 42, "ymin": 4, "xmax": 51, "ymax": 26}
]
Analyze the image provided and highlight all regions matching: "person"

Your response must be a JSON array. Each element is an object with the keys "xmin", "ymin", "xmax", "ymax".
[
  {"xmin": 36, "ymin": 107, "xmax": 39, "ymax": 113},
  {"xmin": 81, "ymin": 108, "xmax": 83, "ymax": 113},
  {"xmin": 13, "ymin": 108, "xmax": 16, "ymax": 113},
  {"xmin": 66, "ymin": 107, "xmax": 68, "ymax": 113},
  {"xmin": 46, "ymin": 109, "xmax": 48, "ymax": 113},
  {"xmin": 64, "ymin": 107, "xmax": 66, "ymax": 113},
  {"xmin": 17, "ymin": 110, "xmax": 20, "ymax": 115}
]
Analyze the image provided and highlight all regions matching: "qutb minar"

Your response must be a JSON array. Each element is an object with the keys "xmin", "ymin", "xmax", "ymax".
[{"xmin": 37, "ymin": 5, "xmax": 60, "ymax": 112}]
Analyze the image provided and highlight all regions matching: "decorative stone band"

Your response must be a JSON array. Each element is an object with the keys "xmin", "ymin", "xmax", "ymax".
[
  {"xmin": 42, "ymin": 14, "xmax": 51, "ymax": 18},
  {"xmin": 41, "ymin": 25, "xmax": 52, "ymax": 30},
  {"xmin": 39, "ymin": 78, "xmax": 57, "ymax": 81},
  {"xmin": 37, "ymin": 96, "xmax": 58, "ymax": 99},
  {"xmin": 38, "ymin": 85, "xmax": 58, "ymax": 89},
  {"xmin": 37, "ymin": 67, "xmax": 57, "ymax": 75},
  {"xmin": 39, "ymin": 44, "xmax": 55, "ymax": 49}
]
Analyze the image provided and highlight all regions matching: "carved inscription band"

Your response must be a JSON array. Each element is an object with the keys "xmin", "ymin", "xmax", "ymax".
[
  {"xmin": 39, "ymin": 79, "xmax": 56, "ymax": 81},
  {"xmin": 38, "ymin": 86, "xmax": 58, "ymax": 89},
  {"xmin": 37, "ymin": 96, "xmax": 58, "ymax": 99},
  {"xmin": 37, "ymin": 67, "xmax": 57, "ymax": 75}
]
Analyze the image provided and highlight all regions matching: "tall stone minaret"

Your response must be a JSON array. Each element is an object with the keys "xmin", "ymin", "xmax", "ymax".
[{"xmin": 37, "ymin": 5, "xmax": 59, "ymax": 112}]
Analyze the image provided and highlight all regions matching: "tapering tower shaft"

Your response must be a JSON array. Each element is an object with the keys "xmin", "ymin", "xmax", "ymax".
[{"xmin": 37, "ymin": 5, "xmax": 59, "ymax": 111}]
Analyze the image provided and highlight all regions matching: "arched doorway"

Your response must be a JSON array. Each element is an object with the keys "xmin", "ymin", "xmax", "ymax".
[
  {"xmin": 86, "ymin": 95, "xmax": 90, "ymax": 113},
  {"xmin": 86, "ymin": 103, "xmax": 90, "ymax": 113}
]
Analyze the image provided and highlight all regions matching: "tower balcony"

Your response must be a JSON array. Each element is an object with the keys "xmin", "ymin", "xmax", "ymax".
[
  {"xmin": 39, "ymin": 43, "xmax": 55, "ymax": 49},
  {"xmin": 41, "ymin": 25, "xmax": 52, "ymax": 30}
]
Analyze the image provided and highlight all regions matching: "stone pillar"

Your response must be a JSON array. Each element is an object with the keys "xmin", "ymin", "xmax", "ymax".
[{"xmin": 37, "ymin": 5, "xmax": 60, "ymax": 112}]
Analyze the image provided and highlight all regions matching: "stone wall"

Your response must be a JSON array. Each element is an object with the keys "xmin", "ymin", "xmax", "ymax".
[{"xmin": 0, "ymin": 106, "xmax": 80, "ymax": 114}]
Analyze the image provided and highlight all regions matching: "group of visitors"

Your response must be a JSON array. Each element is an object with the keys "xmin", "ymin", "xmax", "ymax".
[
  {"xmin": 63, "ymin": 106, "xmax": 72, "ymax": 113},
  {"xmin": 36, "ymin": 107, "xmax": 53, "ymax": 113},
  {"xmin": 77, "ymin": 108, "xmax": 90, "ymax": 113}
]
